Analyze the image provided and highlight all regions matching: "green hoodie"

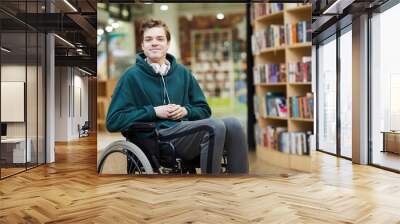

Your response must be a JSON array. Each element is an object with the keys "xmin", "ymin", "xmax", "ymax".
[{"xmin": 106, "ymin": 52, "xmax": 212, "ymax": 132}]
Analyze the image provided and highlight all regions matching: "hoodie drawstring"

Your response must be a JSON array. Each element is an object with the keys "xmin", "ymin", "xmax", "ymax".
[{"xmin": 160, "ymin": 74, "xmax": 171, "ymax": 105}]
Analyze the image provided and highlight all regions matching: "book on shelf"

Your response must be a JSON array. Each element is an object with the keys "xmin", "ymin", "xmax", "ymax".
[
  {"xmin": 265, "ymin": 92, "xmax": 287, "ymax": 117},
  {"xmin": 251, "ymin": 3, "xmax": 284, "ymax": 22},
  {"xmin": 252, "ymin": 24, "xmax": 285, "ymax": 55},
  {"xmin": 285, "ymin": 21, "xmax": 311, "ymax": 45},
  {"xmin": 253, "ymin": 63, "xmax": 286, "ymax": 84},
  {"xmin": 258, "ymin": 125, "xmax": 312, "ymax": 155},
  {"xmin": 288, "ymin": 56, "xmax": 311, "ymax": 83},
  {"xmin": 263, "ymin": 125, "xmax": 288, "ymax": 150},
  {"xmin": 191, "ymin": 30, "xmax": 234, "ymax": 99},
  {"xmin": 289, "ymin": 92, "xmax": 314, "ymax": 119},
  {"xmin": 278, "ymin": 131, "xmax": 312, "ymax": 155}
]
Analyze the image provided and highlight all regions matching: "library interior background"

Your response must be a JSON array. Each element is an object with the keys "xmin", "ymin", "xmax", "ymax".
[
  {"xmin": 97, "ymin": 1, "xmax": 400, "ymax": 174},
  {"xmin": 97, "ymin": 2, "xmax": 313, "ymax": 174}
]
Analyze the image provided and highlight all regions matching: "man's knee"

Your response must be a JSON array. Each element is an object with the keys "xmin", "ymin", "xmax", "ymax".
[
  {"xmin": 222, "ymin": 117, "xmax": 243, "ymax": 132},
  {"xmin": 203, "ymin": 118, "xmax": 226, "ymax": 134}
]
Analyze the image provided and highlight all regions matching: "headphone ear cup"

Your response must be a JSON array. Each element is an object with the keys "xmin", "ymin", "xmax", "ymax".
[
  {"xmin": 160, "ymin": 64, "xmax": 167, "ymax": 75},
  {"xmin": 151, "ymin": 63, "xmax": 160, "ymax": 74}
]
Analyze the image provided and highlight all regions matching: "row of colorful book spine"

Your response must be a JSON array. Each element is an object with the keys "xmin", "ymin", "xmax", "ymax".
[
  {"xmin": 253, "ymin": 63, "xmax": 286, "ymax": 84},
  {"xmin": 251, "ymin": 22, "xmax": 311, "ymax": 54},
  {"xmin": 251, "ymin": 25, "xmax": 285, "ymax": 54},
  {"xmin": 254, "ymin": 92, "xmax": 288, "ymax": 118},
  {"xmin": 251, "ymin": 3, "xmax": 284, "ymax": 22},
  {"xmin": 288, "ymin": 56, "xmax": 311, "ymax": 83},
  {"xmin": 286, "ymin": 21, "xmax": 312, "ymax": 45},
  {"xmin": 255, "ymin": 124, "xmax": 312, "ymax": 155},
  {"xmin": 289, "ymin": 93, "xmax": 314, "ymax": 119}
]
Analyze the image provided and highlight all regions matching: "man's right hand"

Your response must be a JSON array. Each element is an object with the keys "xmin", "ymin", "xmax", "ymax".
[{"xmin": 154, "ymin": 105, "xmax": 173, "ymax": 119}]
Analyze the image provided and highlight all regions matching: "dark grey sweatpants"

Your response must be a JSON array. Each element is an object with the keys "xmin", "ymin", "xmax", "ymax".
[{"xmin": 158, "ymin": 117, "xmax": 249, "ymax": 174}]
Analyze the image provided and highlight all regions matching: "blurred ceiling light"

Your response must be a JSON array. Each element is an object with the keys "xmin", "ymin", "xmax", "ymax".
[
  {"xmin": 105, "ymin": 26, "xmax": 113, "ymax": 33},
  {"xmin": 97, "ymin": 28, "xmax": 104, "ymax": 36},
  {"xmin": 111, "ymin": 22, "xmax": 120, "ymax": 29},
  {"xmin": 216, "ymin": 13, "xmax": 224, "ymax": 20},
  {"xmin": 185, "ymin": 13, "xmax": 193, "ymax": 21},
  {"xmin": 63, "ymin": 0, "xmax": 78, "ymax": 12},
  {"xmin": 122, "ymin": 9, "xmax": 129, "ymax": 17},
  {"xmin": 160, "ymin": 4, "xmax": 168, "ymax": 11},
  {"xmin": 1, "ymin": 47, "xmax": 11, "ymax": 53},
  {"xmin": 54, "ymin": 34, "xmax": 75, "ymax": 48}
]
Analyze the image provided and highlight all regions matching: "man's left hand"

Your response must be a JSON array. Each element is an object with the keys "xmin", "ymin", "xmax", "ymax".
[{"xmin": 167, "ymin": 104, "xmax": 188, "ymax": 120}]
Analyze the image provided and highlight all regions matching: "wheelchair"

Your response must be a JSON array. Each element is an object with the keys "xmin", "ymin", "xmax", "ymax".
[{"xmin": 97, "ymin": 122, "xmax": 227, "ymax": 175}]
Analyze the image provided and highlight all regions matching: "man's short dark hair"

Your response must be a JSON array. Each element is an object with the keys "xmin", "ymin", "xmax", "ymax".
[{"xmin": 140, "ymin": 19, "xmax": 171, "ymax": 43}]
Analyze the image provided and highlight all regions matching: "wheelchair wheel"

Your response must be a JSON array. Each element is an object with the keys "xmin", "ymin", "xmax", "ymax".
[{"xmin": 97, "ymin": 140, "xmax": 154, "ymax": 174}]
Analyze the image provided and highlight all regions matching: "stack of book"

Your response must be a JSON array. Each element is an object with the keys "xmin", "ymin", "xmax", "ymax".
[
  {"xmin": 265, "ymin": 92, "xmax": 287, "ymax": 117},
  {"xmin": 253, "ymin": 63, "xmax": 286, "ymax": 84},
  {"xmin": 289, "ymin": 92, "xmax": 314, "ymax": 119},
  {"xmin": 288, "ymin": 56, "xmax": 311, "ymax": 83},
  {"xmin": 263, "ymin": 125, "xmax": 288, "ymax": 150},
  {"xmin": 278, "ymin": 131, "xmax": 312, "ymax": 155},
  {"xmin": 285, "ymin": 21, "xmax": 312, "ymax": 45},
  {"xmin": 252, "ymin": 25, "xmax": 285, "ymax": 54},
  {"xmin": 260, "ymin": 125, "xmax": 312, "ymax": 155}
]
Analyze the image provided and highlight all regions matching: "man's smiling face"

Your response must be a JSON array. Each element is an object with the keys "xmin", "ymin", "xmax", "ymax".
[{"xmin": 141, "ymin": 27, "xmax": 170, "ymax": 63}]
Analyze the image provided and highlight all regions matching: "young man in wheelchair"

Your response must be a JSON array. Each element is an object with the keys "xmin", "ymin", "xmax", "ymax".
[{"xmin": 105, "ymin": 19, "xmax": 249, "ymax": 174}]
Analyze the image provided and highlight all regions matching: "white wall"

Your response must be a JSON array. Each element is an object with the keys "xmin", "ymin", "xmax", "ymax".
[
  {"xmin": 54, "ymin": 67, "xmax": 89, "ymax": 141},
  {"xmin": 55, "ymin": 67, "xmax": 68, "ymax": 141},
  {"xmin": 1, "ymin": 64, "xmax": 46, "ymax": 164},
  {"xmin": 1, "ymin": 65, "xmax": 28, "ymax": 137}
]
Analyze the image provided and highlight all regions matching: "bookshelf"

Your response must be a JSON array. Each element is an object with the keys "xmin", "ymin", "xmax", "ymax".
[
  {"xmin": 191, "ymin": 29, "xmax": 234, "ymax": 101},
  {"xmin": 97, "ymin": 79, "xmax": 117, "ymax": 132},
  {"xmin": 252, "ymin": 3, "xmax": 313, "ymax": 172}
]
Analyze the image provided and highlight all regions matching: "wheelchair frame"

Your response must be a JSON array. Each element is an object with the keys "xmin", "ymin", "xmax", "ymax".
[{"xmin": 97, "ymin": 122, "xmax": 227, "ymax": 175}]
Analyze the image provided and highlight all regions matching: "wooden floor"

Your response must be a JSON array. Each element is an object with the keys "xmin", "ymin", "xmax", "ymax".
[
  {"xmin": 1, "ymin": 135, "xmax": 400, "ymax": 223},
  {"xmin": 372, "ymin": 151, "xmax": 400, "ymax": 171}
]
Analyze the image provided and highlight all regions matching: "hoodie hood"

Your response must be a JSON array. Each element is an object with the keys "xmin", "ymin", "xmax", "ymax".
[{"xmin": 136, "ymin": 52, "xmax": 177, "ymax": 77}]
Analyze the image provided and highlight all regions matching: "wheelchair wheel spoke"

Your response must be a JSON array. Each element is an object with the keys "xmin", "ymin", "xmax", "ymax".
[
  {"xmin": 126, "ymin": 151, "xmax": 145, "ymax": 175},
  {"xmin": 98, "ymin": 140, "xmax": 154, "ymax": 174}
]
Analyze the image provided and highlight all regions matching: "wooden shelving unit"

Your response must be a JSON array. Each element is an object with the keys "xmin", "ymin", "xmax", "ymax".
[
  {"xmin": 97, "ymin": 79, "xmax": 117, "ymax": 132},
  {"xmin": 257, "ymin": 82, "xmax": 287, "ymax": 87},
  {"xmin": 252, "ymin": 3, "xmax": 313, "ymax": 172},
  {"xmin": 190, "ymin": 29, "xmax": 234, "ymax": 100}
]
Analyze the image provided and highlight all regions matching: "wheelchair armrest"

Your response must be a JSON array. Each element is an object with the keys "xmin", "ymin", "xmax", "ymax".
[
  {"xmin": 122, "ymin": 122, "xmax": 157, "ymax": 138},
  {"xmin": 129, "ymin": 122, "xmax": 156, "ymax": 131}
]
